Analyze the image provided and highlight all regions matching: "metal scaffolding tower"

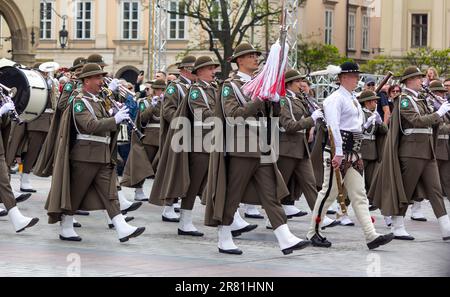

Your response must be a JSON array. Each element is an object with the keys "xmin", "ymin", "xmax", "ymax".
[
  {"xmin": 148, "ymin": 0, "xmax": 168, "ymax": 80},
  {"xmin": 285, "ymin": 0, "xmax": 299, "ymax": 69}
]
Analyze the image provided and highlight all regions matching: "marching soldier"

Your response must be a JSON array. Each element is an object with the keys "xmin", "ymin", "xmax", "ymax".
[
  {"xmin": 358, "ymin": 90, "xmax": 388, "ymax": 204},
  {"xmin": 149, "ymin": 55, "xmax": 197, "ymax": 221},
  {"xmin": 205, "ymin": 43, "xmax": 310, "ymax": 255},
  {"xmin": 306, "ymin": 62, "xmax": 394, "ymax": 249},
  {"xmin": 34, "ymin": 57, "xmax": 86, "ymax": 178},
  {"xmin": 121, "ymin": 79, "xmax": 166, "ymax": 196},
  {"xmin": 277, "ymin": 69, "xmax": 324, "ymax": 218},
  {"xmin": 0, "ymin": 101, "xmax": 39, "ymax": 233},
  {"xmin": 45, "ymin": 63, "xmax": 145, "ymax": 242},
  {"xmin": 428, "ymin": 80, "xmax": 450, "ymax": 201},
  {"xmin": 178, "ymin": 56, "xmax": 221, "ymax": 236},
  {"xmin": 370, "ymin": 66, "xmax": 450, "ymax": 241}
]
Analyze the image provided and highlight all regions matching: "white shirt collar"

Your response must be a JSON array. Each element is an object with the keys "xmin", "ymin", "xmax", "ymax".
[
  {"xmin": 237, "ymin": 71, "xmax": 252, "ymax": 82},
  {"xmin": 180, "ymin": 75, "xmax": 191, "ymax": 85},
  {"xmin": 404, "ymin": 87, "xmax": 419, "ymax": 97}
]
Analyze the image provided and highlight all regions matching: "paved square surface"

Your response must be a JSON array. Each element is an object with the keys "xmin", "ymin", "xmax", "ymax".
[{"xmin": 1, "ymin": 173, "xmax": 449, "ymax": 277}]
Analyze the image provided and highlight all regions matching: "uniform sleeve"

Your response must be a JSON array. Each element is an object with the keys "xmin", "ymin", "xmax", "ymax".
[
  {"xmin": 140, "ymin": 100, "xmax": 157, "ymax": 125},
  {"xmin": 73, "ymin": 98, "xmax": 117, "ymax": 134},
  {"xmin": 189, "ymin": 86, "xmax": 214, "ymax": 121},
  {"xmin": 399, "ymin": 97, "xmax": 442, "ymax": 128},
  {"xmin": 324, "ymin": 96, "xmax": 343, "ymax": 156},
  {"xmin": 222, "ymin": 82, "xmax": 264, "ymax": 119},
  {"xmin": 162, "ymin": 84, "xmax": 181, "ymax": 123},
  {"xmin": 279, "ymin": 99, "xmax": 314, "ymax": 133},
  {"xmin": 57, "ymin": 82, "xmax": 75, "ymax": 111}
]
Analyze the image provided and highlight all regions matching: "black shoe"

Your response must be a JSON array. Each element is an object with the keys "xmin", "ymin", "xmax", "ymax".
[
  {"xmin": 178, "ymin": 229, "xmax": 204, "ymax": 237},
  {"xmin": 134, "ymin": 197, "xmax": 148, "ymax": 202},
  {"xmin": 16, "ymin": 193, "xmax": 32, "ymax": 203},
  {"xmin": 20, "ymin": 188, "xmax": 36, "ymax": 193},
  {"xmin": 411, "ymin": 216, "xmax": 427, "ymax": 222},
  {"xmin": 282, "ymin": 240, "xmax": 311, "ymax": 255},
  {"xmin": 339, "ymin": 221, "xmax": 355, "ymax": 227},
  {"xmin": 119, "ymin": 227, "xmax": 146, "ymax": 243},
  {"xmin": 244, "ymin": 213, "xmax": 264, "ymax": 219},
  {"xmin": 218, "ymin": 248, "xmax": 243, "ymax": 255},
  {"xmin": 0, "ymin": 209, "xmax": 7, "ymax": 217},
  {"xmin": 321, "ymin": 220, "xmax": 340, "ymax": 230},
  {"xmin": 287, "ymin": 210, "xmax": 308, "ymax": 219},
  {"xmin": 394, "ymin": 235, "xmax": 415, "ymax": 240},
  {"xmin": 310, "ymin": 234, "xmax": 332, "ymax": 248},
  {"xmin": 443, "ymin": 236, "xmax": 450, "ymax": 241},
  {"xmin": 121, "ymin": 202, "xmax": 142, "ymax": 215},
  {"xmin": 326, "ymin": 209, "xmax": 336, "ymax": 215},
  {"xmin": 367, "ymin": 233, "xmax": 394, "ymax": 250},
  {"xmin": 59, "ymin": 235, "xmax": 82, "ymax": 242},
  {"xmin": 368, "ymin": 205, "xmax": 378, "ymax": 211},
  {"xmin": 73, "ymin": 222, "xmax": 82, "ymax": 228},
  {"xmin": 162, "ymin": 215, "xmax": 180, "ymax": 223},
  {"xmin": 75, "ymin": 210, "xmax": 90, "ymax": 216},
  {"xmin": 16, "ymin": 217, "xmax": 39, "ymax": 233},
  {"xmin": 231, "ymin": 224, "xmax": 258, "ymax": 237}
]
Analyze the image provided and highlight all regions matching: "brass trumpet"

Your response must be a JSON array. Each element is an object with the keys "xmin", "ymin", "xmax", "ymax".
[
  {"xmin": 104, "ymin": 77, "xmax": 136, "ymax": 98},
  {"xmin": 0, "ymin": 82, "xmax": 23, "ymax": 124},
  {"xmin": 100, "ymin": 86, "xmax": 145, "ymax": 141}
]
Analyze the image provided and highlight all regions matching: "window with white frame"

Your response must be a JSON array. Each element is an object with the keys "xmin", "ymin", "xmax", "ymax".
[
  {"xmin": 362, "ymin": 14, "xmax": 370, "ymax": 51},
  {"xmin": 411, "ymin": 13, "xmax": 428, "ymax": 48},
  {"xmin": 325, "ymin": 10, "xmax": 333, "ymax": 45},
  {"xmin": 75, "ymin": 1, "xmax": 92, "ymax": 39},
  {"xmin": 122, "ymin": 1, "xmax": 140, "ymax": 40},
  {"xmin": 40, "ymin": 0, "xmax": 53, "ymax": 39},
  {"xmin": 168, "ymin": 0, "xmax": 186, "ymax": 40},
  {"xmin": 348, "ymin": 12, "xmax": 355, "ymax": 50}
]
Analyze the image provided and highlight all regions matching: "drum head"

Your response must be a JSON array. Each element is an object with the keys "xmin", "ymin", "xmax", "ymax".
[
  {"xmin": 0, "ymin": 66, "xmax": 48, "ymax": 122},
  {"xmin": 0, "ymin": 66, "xmax": 30, "ymax": 114}
]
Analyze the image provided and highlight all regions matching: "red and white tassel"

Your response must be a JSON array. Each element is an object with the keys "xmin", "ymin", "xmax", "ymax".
[{"xmin": 242, "ymin": 40, "xmax": 289, "ymax": 102}]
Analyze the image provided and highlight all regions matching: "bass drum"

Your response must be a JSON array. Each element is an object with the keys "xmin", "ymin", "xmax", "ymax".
[{"xmin": 0, "ymin": 66, "xmax": 48, "ymax": 122}]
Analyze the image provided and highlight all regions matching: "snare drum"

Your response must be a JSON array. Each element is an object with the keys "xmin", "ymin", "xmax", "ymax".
[
  {"xmin": 0, "ymin": 66, "xmax": 48, "ymax": 122},
  {"xmin": 117, "ymin": 123, "xmax": 129, "ymax": 143}
]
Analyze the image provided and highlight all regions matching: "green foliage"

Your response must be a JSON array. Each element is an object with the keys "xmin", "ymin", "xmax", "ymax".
[
  {"xmin": 361, "ymin": 47, "xmax": 450, "ymax": 77},
  {"xmin": 297, "ymin": 40, "xmax": 351, "ymax": 74}
]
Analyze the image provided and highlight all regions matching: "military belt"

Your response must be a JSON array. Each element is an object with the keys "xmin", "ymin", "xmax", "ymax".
[
  {"xmin": 77, "ymin": 134, "xmax": 111, "ymax": 144},
  {"xmin": 404, "ymin": 128, "xmax": 433, "ymax": 135}
]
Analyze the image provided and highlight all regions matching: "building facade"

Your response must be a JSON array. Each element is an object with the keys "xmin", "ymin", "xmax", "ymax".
[
  {"xmin": 297, "ymin": 0, "xmax": 381, "ymax": 63},
  {"xmin": 380, "ymin": 0, "xmax": 450, "ymax": 57}
]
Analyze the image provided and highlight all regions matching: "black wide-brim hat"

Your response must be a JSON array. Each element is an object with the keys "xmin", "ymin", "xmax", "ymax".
[{"xmin": 339, "ymin": 61, "xmax": 361, "ymax": 74}]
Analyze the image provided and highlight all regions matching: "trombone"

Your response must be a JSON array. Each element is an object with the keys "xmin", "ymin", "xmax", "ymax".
[{"xmin": 0, "ymin": 82, "xmax": 23, "ymax": 124}]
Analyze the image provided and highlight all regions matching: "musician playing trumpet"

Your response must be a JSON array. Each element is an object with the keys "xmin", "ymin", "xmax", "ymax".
[
  {"xmin": 120, "ymin": 80, "xmax": 166, "ymax": 201},
  {"xmin": 370, "ymin": 66, "xmax": 450, "ymax": 241},
  {"xmin": 45, "ymin": 63, "xmax": 145, "ymax": 243},
  {"xmin": 427, "ymin": 80, "xmax": 450, "ymax": 202}
]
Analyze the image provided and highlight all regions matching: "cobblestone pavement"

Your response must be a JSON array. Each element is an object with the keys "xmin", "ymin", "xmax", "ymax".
[{"xmin": 0, "ymin": 173, "xmax": 449, "ymax": 277}]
